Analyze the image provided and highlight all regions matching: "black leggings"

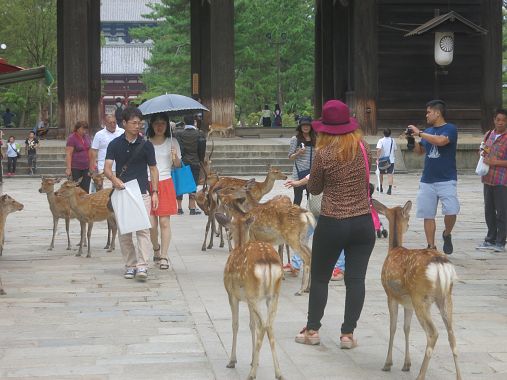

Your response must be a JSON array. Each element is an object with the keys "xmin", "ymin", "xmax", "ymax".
[
  {"xmin": 71, "ymin": 168, "xmax": 91, "ymax": 193},
  {"xmin": 307, "ymin": 213, "xmax": 375, "ymax": 334},
  {"xmin": 293, "ymin": 185, "xmax": 309, "ymax": 206}
]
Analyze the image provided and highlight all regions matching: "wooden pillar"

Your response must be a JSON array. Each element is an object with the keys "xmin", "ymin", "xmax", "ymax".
[
  {"xmin": 57, "ymin": 0, "xmax": 101, "ymax": 138},
  {"xmin": 191, "ymin": 0, "xmax": 234, "ymax": 130},
  {"xmin": 481, "ymin": 0, "xmax": 502, "ymax": 132},
  {"xmin": 352, "ymin": 0, "xmax": 377, "ymax": 135},
  {"xmin": 321, "ymin": 0, "xmax": 334, "ymax": 103},
  {"xmin": 333, "ymin": 1, "xmax": 350, "ymax": 102}
]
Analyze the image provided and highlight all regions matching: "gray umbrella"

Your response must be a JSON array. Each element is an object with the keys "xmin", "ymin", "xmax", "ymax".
[{"xmin": 138, "ymin": 94, "xmax": 209, "ymax": 116}]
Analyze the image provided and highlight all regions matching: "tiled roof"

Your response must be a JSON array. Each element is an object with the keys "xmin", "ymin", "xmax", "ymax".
[
  {"xmin": 101, "ymin": 44, "xmax": 152, "ymax": 75},
  {"xmin": 100, "ymin": 0, "xmax": 162, "ymax": 22}
]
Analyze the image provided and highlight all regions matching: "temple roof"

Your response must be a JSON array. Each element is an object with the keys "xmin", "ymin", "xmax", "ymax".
[
  {"xmin": 101, "ymin": 44, "xmax": 151, "ymax": 75},
  {"xmin": 100, "ymin": 0, "xmax": 162, "ymax": 23}
]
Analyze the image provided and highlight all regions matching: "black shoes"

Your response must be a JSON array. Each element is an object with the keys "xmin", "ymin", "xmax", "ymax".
[
  {"xmin": 177, "ymin": 209, "xmax": 184, "ymax": 215},
  {"xmin": 189, "ymin": 209, "xmax": 201, "ymax": 215},
  {"xmin": 442, "ymin": 231, "xmax": 453, "ymax": 254}
]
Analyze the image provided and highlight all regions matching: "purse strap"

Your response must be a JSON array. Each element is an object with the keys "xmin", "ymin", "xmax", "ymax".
[
  {"xmin": 359, "ymin": 142, "xmax": 371, "ymax": 204},
  {"xmin": 117, "ymin": 138, "xmax": 146, "ymax": 179},
  {"xmin": 388, "ymin": 138, "xmax": 393, "ymax": 156}
]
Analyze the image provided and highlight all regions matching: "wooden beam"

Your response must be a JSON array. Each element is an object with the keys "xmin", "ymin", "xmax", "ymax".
[
  {"xmin": 352, "ymin": 0, "xmax": 378, "ymax": 135},
  {"xmin": 481, "ymin": 0, "xmax": 502, "ymax": 131},
  {"xmin": 321, "ymin": 0, "xmax": 334, "ymax": 103},
  {"xmin": 333, "ymin": 1, "xmax": 350, "ymax": 101}
]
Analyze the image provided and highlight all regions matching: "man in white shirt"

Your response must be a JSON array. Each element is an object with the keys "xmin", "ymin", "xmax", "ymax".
[
  {"xmin": 89, "ymin": 114, "xmax": 124, "ymax": 174},
  {"xmin": 376, "ymin": 128, "xmax": 397, "ymax": 195}
]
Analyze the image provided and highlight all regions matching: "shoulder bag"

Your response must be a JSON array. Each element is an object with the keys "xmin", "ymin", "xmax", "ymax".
[
  {"xmin": 377, "ymin": 139, "xmax": 392, "ymax": 170},
  {"xmin": 476, "ymin": 129, "xmax": 494, "ymax": 176},
  {"xmin": 107, "ymin": 139, "xmax": 146, "ymax": 211},
  {"xmin": 169, "ymin": 126, "xmax": 196, "ymax": 196}
]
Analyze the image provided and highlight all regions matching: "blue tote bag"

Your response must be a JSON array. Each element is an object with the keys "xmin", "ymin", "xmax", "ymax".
[{"xmin": 171, "ymin": 163, "xmax": 197, "ymax": 195}]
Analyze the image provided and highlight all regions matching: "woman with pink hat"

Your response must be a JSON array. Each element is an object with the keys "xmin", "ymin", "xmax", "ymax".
[{"xmin": 292, "ymin": 100, "xmax": 376, "ymax": 348}]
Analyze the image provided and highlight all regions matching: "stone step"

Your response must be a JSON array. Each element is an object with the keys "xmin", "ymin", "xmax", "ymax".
[
  {"xmin": 210, "ymin": 164, "xmax": 293, "ymax": 176},
  {"xmin": 210, "ymin": 151, "xmax": 289, "ymax": 159},
  {"xmin": 210, "ymin": 157, "xmax": 291, "ymax": 166}
]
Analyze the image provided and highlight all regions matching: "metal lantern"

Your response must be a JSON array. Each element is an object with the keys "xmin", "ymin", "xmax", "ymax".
[{"xmin": 434, "ymin": 32, "xmax": 454, "ymax": 66}]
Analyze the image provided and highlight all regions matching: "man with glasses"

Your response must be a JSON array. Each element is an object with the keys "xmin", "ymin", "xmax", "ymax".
[
  {"xmin": 89, "ymin": 114, "xmax": 124, "ymax": 174},
  {"xmin": 104, "ymin": 107, "xmax": 159, "ymax": 281}
]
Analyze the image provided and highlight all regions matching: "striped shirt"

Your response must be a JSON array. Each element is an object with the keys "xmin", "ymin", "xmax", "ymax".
[
  {"xmin": 482, "ymin": 130, "xmax": 507, "ymax": 186},
  {"xmin": 288, "ymin": 136, "xmax": 315, "ymax": 180}
]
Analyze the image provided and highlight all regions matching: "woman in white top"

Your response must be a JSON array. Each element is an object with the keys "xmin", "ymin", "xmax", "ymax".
[
  {"xmin": 147, "ymin": 113, "xmax": 182, "ymax": 270},
  {"xmin": 6, "ymin": 135, "xmax": 21, "ymax": 176},
  {"xmin": 375, "ymin": 128, "xmax": 397, "ymax": 195}
]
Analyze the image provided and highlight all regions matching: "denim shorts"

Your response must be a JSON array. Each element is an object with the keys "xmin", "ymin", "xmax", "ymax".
[{"xmin": 416, "ymin": 180, "xmax": 460, "ymax": 219}]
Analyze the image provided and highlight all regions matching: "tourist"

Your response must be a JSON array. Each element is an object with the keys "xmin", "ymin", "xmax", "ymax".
[
  {"xmin": 273, "ymin": 103, "xmax": 282, "ymax": 127},
  {"xmin": 89, "ymin": 114, "xmax": 124, "ymax": 174},
  {"xmin": 6, "ymin": 135, "xmax": 20, "ymax": 176},
  {"xmin": 146, "ymin": 112, "xmax": 181, "ymax": 270},
  {"xmin": 376, "ymin": 128, "xmax": 397, "ymax": 194},
  {"xmin": 35, "ymin": 118, "xmax": 49, "ymax": 139},
  {"xmin": 294, "ymin": 100, "xmax": 375, "ymax": 348},
  {"xmin": 2, "ymin": 108, "xmax": 15, "ymax": 128},
  {"xmin": 406, "ymin": 99, "xmax": 459, "ymax": 254},
  {"xmin": 65, "ymin": 121, "xmax": 92, "ymax": 193},
  {"xmin": 259, "ymin": 104, "xmax": 272, "ymax": 127},
  {"xmin": 476, "ymin": 108, "xmax": 507, "ymax": 253},
  {"xmin": 25, "ymin": 131, "xmax": 39, "ymax": 175}
]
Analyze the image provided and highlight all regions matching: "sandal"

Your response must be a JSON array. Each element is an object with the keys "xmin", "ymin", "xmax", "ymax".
[
  {"xmin": 153, "ymin": 245, "xmax": 161, "ymax": 262},
  {"xmin": 295, "ymin": 327, "xmax": 320, "ymax": 345},
  {"xmin": 159, "ymin": 258, "xmax": 170, "ymax": 270},
  {"xmin": 340, "ymin": 335, "xmax": 357, "ymax": 349}
]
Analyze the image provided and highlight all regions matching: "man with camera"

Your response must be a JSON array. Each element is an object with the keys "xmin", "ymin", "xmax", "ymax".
[{"xmin": 406, "ymin": 100, "xmax": 459, "ymax": 254}]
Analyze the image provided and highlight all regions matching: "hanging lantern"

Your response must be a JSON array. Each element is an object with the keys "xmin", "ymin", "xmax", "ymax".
[{"xmin": 434, "ymin": 32, "xmax": 454, "ymax": 66}]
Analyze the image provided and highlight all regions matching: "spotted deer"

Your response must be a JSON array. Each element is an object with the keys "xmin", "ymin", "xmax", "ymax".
[
  {"xmin": 372, "ymin": 199, "xmax": 461, "ymax": 380},
  {"xmin": 56, "ymin": 180, "xmax": 117, "ymax": 257},
  {"xmin": 215, "ymin": 210, "xmax": 283, "ymax": 380},
  {"xmin": 218, "ymin": 185, "xmax": 315, "ymax": 296},
  {"xmin": 91, "ymin": 173, "xmax": 116, "ymax": 251},
  {"xmin": 0, "ymin": 194, "xmax": 24, "ymax": 295},
  {"xmin": 207, "ymin": 123, "xmax": 234, "ymax": 138},
  {"xmin": 39, "ymin": 177, "xmax": 87, "ymax": 251},
  {"xmin": 200, "ymin": 166, "xmax": 287, "ymax": 252}
]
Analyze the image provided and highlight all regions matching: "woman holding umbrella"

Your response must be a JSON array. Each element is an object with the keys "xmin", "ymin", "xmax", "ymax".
[{"xmin": 146, "ymin": 112, "xmax": 182, "ymax": 270}]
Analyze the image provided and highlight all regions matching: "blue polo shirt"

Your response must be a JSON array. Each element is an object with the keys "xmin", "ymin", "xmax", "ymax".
[{"xmin": 105, "ymin": 134, "xmax": 156, "ymax": 194}]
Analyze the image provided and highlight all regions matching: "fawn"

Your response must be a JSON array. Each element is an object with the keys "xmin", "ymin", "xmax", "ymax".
[
  {"xmin": 216, "ymin": 210, "xmax": 283, "ymax": 380},
  {"xmin": 373, "ymin": 199, "xmax": 461, "ymax": 380}
]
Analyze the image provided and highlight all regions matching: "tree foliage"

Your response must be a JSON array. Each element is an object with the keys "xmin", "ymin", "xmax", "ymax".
[
  {"xmin": 133, "ymin": 0, "xmax": 314, "ymax": 124},
  {"xmin": 0, "ymin": 0, "xmax": 57, "ymax": 128}
]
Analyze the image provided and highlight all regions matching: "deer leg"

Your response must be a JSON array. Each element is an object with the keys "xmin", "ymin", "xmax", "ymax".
[
  {"xmin": 76, "ymin": 221, "xmax": 85, "ymax": 256},
  {"xmin": 48, "ymin": 216, "xmax": 58, "ymax": 251},
  {"xmin": 226, "ymin": 227, "xmax": 233, "ymax": 252},
  {"xmin": 247, "ymin": 303, "xmax": 256, "ymax": 366},
  {"xmin": 266, "ymin": 294, "xmax": 283, "ymax": 380},
  {"xmin": 65, "ymin": 217, "xmax": 71, "ymax": 250},
  {"xmin": 86, "ymin": 223, "xmax": 93, "ymax": 258},
  {"xmin": 414, "ymin": 302, "xmax": 438, "ymax": 380},
  {"xmin": 107, "ymin": 217, "xmax": 117, "ymax": 252},
  {"xmin": 285, "ymin": 244, "xmax": 291, "ymax": 266},
  {"xmin": 294, "ymin": 242, "xmax": 312, "ymax": 296},
  {"xmin": 0, "ymin": 276, "xmax": 5, "ymax": 295},
  {"xmin": 247, "ymin": 303, "xmax": 266, "ymax": 380},
  {"xmin": 226, "ymin": 294, "xmax": 239, "ymax": 369},
  {"xmin": 402, "ymin": 307, "xmax": 414, "ymax": 371},
  {"xmin": 382, "ymin": 297, "xmax": 399, "ymax": 371},
  {"xmin": 104, "ymin": 219, "xmax": 111, "ymax": 249},
  {"xmin": 207, "ymin": 216, "xmax": 215, "ymax": 250},
  {"xmin": 436, "ymin": 295, "xmax": 462, "ymax": 380},
  {"xmin": 277, "ymin": 245, "xmax": 286, "ymax": 280},
  {"xmin": 219, "ymin": 224, "xmax": 225, "ymax": 248},
  {"xmin": 202, "ymin": 217, "xmax": 211, "ymax": 251}
]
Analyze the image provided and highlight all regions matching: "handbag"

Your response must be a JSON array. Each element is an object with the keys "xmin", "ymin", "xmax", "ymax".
[
  {"xmin": 111, "ymin": 179, "xmax": 152, "ymax": 235},
  {"xmin": 476, "ymin": 129, "xmax": 494, "ymax": 176},
  {"xmin": 169, "ymin": 124, "xmax": 197, "ymax": 196},
  {"xmin": 307, "ymin": 193, "xmax": 322, "ymax": 217},
  {"xmin": 295, "ymin": 146, "xmax": 313, "ymax": 180},
  {"xmin": 377, "ymin": 139, "xmax": 393, "ymax": 170},
  {"xmin": 107, "ymin": 139, "xmax": 146, "ymax": 211}
]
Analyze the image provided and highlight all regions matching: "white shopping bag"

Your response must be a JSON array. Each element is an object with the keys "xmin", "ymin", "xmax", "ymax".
[{"xmin": 111, "ymin": 179, "xmax": 152, "ymax": 235}]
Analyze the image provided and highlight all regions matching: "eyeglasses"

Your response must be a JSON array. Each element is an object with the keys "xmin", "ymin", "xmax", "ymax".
[{"xmin": 127, "ymin": 120, "xmax": 143, "ymax": 126}]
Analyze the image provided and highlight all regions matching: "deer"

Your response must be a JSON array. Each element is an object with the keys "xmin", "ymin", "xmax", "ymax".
[
  {"xmin": 39, "ymin": 177, "xmax": 87, "ymax": 251},
  {"xmin": 215, "ymin": 210, "xmax": 283, "ymax": 380},
  {"xmin": 217, "ymin": 184, "xmax": 315, "ymax": 296},
  {"xmin": 0, "ymin": 194, "xmax": 24, "ymax": 295},
  {"xmin": 372, "ymin": 199, "xmax": 461, "ymax": 380},
  {"xmin": 56, "ymin": 180, "xmax": 117, "ymax": 258},
  {"xmin": 200, "ymin": 166, "xmax": 287, "ymax": 252},
  {"xmin": 91, "ymin": 172, "xmax": 116, "ymax": 252},
  {"xmin": 207, "ymin": 123, "xmax": 234, "ymax": 139}
]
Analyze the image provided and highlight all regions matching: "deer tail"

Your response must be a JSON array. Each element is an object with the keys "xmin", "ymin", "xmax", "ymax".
[{"xmin": 426, "ymin": 258, "xmax": 457, "ymax": 299}]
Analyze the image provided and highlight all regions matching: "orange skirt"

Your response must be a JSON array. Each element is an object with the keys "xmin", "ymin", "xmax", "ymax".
[{"xmin": 150, "ymin": 178, "xmax": 178, "ymax": 216}]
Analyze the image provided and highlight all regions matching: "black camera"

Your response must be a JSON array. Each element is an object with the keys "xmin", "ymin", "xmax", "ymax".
[
  {"xmin": 405, "ymin": 127, "xmax": 413, "ymax": 136},
  {"xmin": 405, "ymin": 127, "xmax": 415, "ymax": 151}
]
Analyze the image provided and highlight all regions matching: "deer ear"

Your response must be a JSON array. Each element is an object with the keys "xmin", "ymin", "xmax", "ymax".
[
  {"xmin": 402, "ymin": 201, "xmax": 412, "ymax": 216},
  {"xmin": 372, "ymin": 199, "xmax": 387, "ymax": 215},
  {"xmin": 215, "ymin": 212, "xmax": 230, "ymax": 227}
]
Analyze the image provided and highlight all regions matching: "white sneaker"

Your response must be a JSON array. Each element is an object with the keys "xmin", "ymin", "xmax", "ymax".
[
  {"xmin": 124, "ymin": 268, "xmax": 136, "ymax": 279},
  {"xmin": 135, "ymin": 267, "xmax": 148, "ymax": 281}
]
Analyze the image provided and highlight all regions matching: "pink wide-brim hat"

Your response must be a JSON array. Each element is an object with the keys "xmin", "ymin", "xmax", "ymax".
[{"xmin": 311, "ymin": 100, "xmax": 359, "ymax": 135}]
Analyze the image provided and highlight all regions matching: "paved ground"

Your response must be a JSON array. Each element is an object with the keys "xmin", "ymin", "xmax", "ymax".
[{"xmin": 0, "ymin": 174, "xmax": 506, "ymax": 380}]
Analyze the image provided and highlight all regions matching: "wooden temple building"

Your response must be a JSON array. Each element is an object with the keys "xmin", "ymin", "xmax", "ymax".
[{"xmin": 56, "ymin": 0, "xmax": 502, "ymax": 136}]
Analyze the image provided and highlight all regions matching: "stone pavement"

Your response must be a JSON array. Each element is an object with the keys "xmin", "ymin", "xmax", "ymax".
[{"xmin": 0, "ymin": 175, "xmax": 506, "ymax": 380}]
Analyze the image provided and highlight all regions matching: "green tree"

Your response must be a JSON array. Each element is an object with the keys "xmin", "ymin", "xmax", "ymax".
[
  {"xmin": 130, "ymin": 0, "xmax": 191, "ymax": 99},
  {"xmin": 0, "ymin": 0, "xmax": 57, "ymax": 128}
]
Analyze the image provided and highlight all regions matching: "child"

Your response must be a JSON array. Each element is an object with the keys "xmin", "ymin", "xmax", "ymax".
[{"xmin": 25, "ymin": 131, "xmax": 39, "ymax": 175}]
